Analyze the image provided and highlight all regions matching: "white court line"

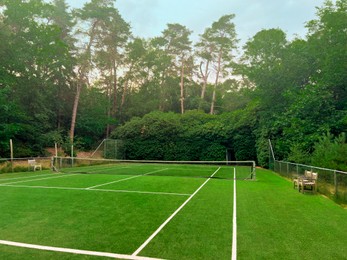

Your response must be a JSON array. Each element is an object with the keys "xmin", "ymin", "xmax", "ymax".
[
  {"xmin": 0, "ymin": 240, "xmax": 163, "ymax": 260},
  {"xmin": 132, "ymin": 167, "xmax": 221, "ymax": 256},
  {"xmin": 232, "ymin": 167, "xmax": 237, "ymax": 260},
  {"xmin": 0, "ymin": 174, "xmax": 76, "ymax": 186},
  {"xmin": 85, "ymin": 168, "xmax": 169, "ymax": 189},
  {"xmin": 0, "ymin": 173, "xmax": 54, "ymax": 182},
  {"xmin": 0, "ymin": 184, "xmax": 190, "ymax": 196},
  {"xmin": 92, "ymin": 188, "xmax": 190, "ymax": 196}
]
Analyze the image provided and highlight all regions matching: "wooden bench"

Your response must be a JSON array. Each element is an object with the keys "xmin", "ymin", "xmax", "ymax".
[
  {"xmin": 299, "ymin": 171, "xmax": 318, "ymax": 193},
  {"xmin": 28, "ymin": 159, "xmax": 42, "ymax": 171},
  {"xmin": 293, "ymin": 170, "xmax": 311, "ymax": 189},
  {"xmin": 293, "ymin": 170, "xmax": 318, "ymax": 193}
]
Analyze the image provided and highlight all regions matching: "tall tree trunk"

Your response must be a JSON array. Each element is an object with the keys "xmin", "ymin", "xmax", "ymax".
[
  {"xmin": 180, "ymin": 60, "xmax": 185, "ymax": 114},
  {"xmin": 159, "ymin": 70, "xmax": 167, "ymax": 111},
  {"xmin": 69, "ymin": 20, "xmax": 98, "ymax": 143},
  {"xmin": 69, "ymin": 83, "xmax": 82, "ymax": 142},
  {"xmin": 112, "ymin": 63, "xmax": 118, "ymax": 116},
  {"xmin": 199, "ymin": 60, "xmax": 210, "ymax": 110},
  {"xmin": 210, "ymin": 50, "xmax": 222, "ymax": 115},
  {"xmin": 121, "ymin": 65, "xmax": 133, "ymax": 110},
  {"xmin": 106, "ymin": 86, "xmax": 111, "ymax": 138}
]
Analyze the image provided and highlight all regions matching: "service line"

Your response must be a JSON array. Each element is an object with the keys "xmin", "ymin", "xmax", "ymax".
[
  {"xmin": 85, "ymin": 168, "xmax": 169, "ymax": 189},
  {"xmin": 0, "ymin": 184, "xmax": 190, "ymax": 197}
]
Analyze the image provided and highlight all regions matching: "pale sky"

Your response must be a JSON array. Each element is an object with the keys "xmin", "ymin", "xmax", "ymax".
[{"xmin": 66, "ymin": 0, "xmax": 327, "ymax": 46}]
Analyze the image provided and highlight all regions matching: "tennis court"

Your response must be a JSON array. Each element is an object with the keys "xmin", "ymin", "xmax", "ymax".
[{"xmin": 0, "ymin": 161, "xmax": 346, "ymax": 259}]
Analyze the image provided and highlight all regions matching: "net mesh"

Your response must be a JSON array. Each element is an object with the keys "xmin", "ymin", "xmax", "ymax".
[{"xmin": 52, "ymin": 157, "xmax": 256, "ymax": 180}]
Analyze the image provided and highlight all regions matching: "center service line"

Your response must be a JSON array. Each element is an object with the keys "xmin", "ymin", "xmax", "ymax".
[{"xmin": 132, "ymin": 167, "xmax": 221, "ymax": 256}]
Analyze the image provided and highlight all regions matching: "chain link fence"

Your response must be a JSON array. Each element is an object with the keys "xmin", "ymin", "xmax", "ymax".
[
  {"xmin": 269, "ymin": 140, "xmax": 347, "ymax": 204},
  {"xmin": 0, "ymin": 157, "xmax": 52, "ymax": 173},
  {"xmin": 273, "ymin": 160, "xmax": 347, "ymax": 203}
]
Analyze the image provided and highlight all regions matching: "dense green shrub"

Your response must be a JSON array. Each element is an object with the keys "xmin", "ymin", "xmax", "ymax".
[
  {"xmin": 112, "ymin": 110, "xmax": 242, "ymax": 161},
  {"xmin": 311, "ymin": 133, "xmax": 347, "ymax": 171}
]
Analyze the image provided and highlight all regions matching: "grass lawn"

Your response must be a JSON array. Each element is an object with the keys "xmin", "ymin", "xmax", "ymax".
[
  {"xmin": 0, "ymin": 164, "xmax": 346, "ymax": 259},
  {"xmin": 237, "ymin": 168, "xmax": 347, "ymax": 259}
]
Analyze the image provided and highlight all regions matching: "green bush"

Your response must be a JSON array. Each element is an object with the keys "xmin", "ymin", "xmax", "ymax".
[{"xmin": 311, "ymin": 133, "xmax": 347, "ymax": 171}]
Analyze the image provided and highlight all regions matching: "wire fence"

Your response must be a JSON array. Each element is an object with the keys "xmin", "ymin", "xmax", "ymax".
[
  {"xmin": 268, "ymin": 140, "xmax": 347, "ymax": 204},
  {"xmin": 273, "ymin": 160, "xmax": 347, "ymax": 203},
  {"xmin": 0, "ymin": 157, "xmax": 52, "ymax": 173}
]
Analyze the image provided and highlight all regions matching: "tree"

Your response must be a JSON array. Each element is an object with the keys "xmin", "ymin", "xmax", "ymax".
[
  {"xmin": 154, "ymin": 23, "xmax": 193, "ymax": 113},
  {"xmin": 0, "ymin": 0, "xmax": 75, "ymax": 156},
  {"xmin": 241, "ymin": 28, "xmax": 288, "ymax": 110},
  {"xmin": 49, "ymin": 0, "xmax": 76, "ymax": 131},
  {"xmin": 306, "ymin": 0, "xmax": 347, "ymax": 112},
  {"xmin": 71, "ymin": 0, "xmax": 130, "ymax": 140},
  {"xmin": 198, "ymin": 14, "xmax": 238, "ymax": 114},
  {"xmin": 195, "ymin": 28, "xmax": 214, "ymax": 111}
]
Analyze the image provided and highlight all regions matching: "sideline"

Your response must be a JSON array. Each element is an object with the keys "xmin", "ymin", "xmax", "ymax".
[{"xmin": 231, "ymin": 167, "xmax": 237, "ymax": 260}]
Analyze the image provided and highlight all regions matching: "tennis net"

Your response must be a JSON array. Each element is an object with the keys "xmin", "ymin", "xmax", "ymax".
[{"xmin": 52, "ymin": 157, "xmax": 256, "ymax": 180}]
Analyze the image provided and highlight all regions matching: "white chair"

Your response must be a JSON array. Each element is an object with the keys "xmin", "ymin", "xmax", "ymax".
[{"xmin": 28, "ymin": 159, "xmax": 42, "ymax": 171}]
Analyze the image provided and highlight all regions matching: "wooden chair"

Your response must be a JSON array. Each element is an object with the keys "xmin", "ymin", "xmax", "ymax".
[
  {"xmin": 298, "ymin": 172, "xmax": 318, "ymax": 193},
  {"xmin": 293, "ymin": 170, "xmax": 312, "ymax": 190},
  {"xmin": 28, "ymin": 159, "xmax": 42, "ymax": 171}
]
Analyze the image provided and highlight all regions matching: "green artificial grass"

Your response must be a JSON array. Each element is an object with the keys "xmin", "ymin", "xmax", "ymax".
[
  {"xmin": 0, "ymin": 165, "xmax": 346, "ymax": 259},
  {"xmin": 237, "ymin": 168, "xmax": 347, "ymax": 260}
]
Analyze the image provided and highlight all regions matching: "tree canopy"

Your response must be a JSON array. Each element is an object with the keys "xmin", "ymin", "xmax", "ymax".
[{"xmin": 0, "ymin": 0, "xmax": 346, "ymax": 170}]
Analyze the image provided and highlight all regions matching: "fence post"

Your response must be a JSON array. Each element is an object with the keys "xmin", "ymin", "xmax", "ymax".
[
  {"xmin": 334, "ymin": 170, "xmax": 338, "ymax": 198},
  {"xmin": 287, "ymin": 162, "xmax": 289, "ymax": 177}
]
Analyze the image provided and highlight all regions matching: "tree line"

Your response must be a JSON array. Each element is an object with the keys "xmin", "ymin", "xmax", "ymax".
[{"xmin": 0, "ymin": 0, "xmax": 346, "ymax": 169}]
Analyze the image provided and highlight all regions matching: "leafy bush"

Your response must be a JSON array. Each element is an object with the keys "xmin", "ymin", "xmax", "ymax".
[
  {"xmin": 311, "ymin": 133, "xmax": 347, "ymax": 171},
  {"xmin": 113, "ymin": 111, "xmax": 233, "ymax": 161}
]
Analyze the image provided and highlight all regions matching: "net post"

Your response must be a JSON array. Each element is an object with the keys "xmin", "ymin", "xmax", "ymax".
[{"xmin": 334, "ymin": 170, "xmax": 338, "ymax": 197}]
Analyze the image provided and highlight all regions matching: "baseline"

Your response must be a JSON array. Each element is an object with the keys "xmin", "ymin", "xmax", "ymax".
[
  {"xmin": 85, "ymin": 168, "xmax": 169, "ymax": 189},
  {"xmin": 0, "ymin": 184, "xmax": 190, "ymax": 196},
  {"xmin": 132, "ymin": 167, "xmax": 221, "ymax": 256},
  {"xmin": 0, "ymin": 240, "xmax": 162, "ymax": 260}
]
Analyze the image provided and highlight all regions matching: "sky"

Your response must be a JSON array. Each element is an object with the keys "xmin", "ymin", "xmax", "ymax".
[{"xmin": 66, "ymin": 0, "xmax": 327, "ymax": 47}]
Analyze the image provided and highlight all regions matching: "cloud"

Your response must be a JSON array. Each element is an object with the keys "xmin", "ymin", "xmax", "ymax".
[
  {"xmin": 116, "ymin": 0, "xmax": 162, "ymax": 38},
  {"xmin": 67, "ymin": 0, "xmax": 326, "ymax": 45}
]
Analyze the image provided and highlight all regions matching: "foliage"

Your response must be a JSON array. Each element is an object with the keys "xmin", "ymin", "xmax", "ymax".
[
  {"xmin": 112, "ymin": 111, "xmax": 230, "ymax": 161},
  {"xmin": 0, "ymin": 0, "xmax": 345, "ymax": 172},
  {"xmin": 311, "ymin": 132, "xmax": 347, "ymax": 171}
]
